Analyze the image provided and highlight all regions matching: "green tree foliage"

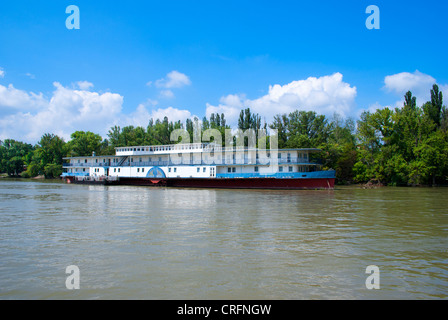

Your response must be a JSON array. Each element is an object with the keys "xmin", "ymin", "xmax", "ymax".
[
  {"xmin": 0, "ymin": 139, "xmax": 34, "ymax": 176},
  {"xmin": 422, "ymin": 84, "xmax": 443, "ymax": 128},
  {"xmin": 66, "ymin": 131, "xmax": 103, "ymax": 157},
  {"xmin": 22, "ymin": 133, "xmax": 66, "ymax": 178},
  {"xmin": 269, "ymin": 111, "xmax": 331, "ymax": 149},
  {"xmin": 355, "ymin": 86, "xmax": 448, "ymax": 185},
  {"xmin": 238, "ymin": 108, "xmax": 263, "ymax": 131}
]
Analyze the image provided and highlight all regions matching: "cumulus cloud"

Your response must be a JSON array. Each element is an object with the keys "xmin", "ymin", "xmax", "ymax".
[
  {"xmin": 384, "ymin": 70, "xmax": 435, "ymax": 94},
  {"xmin": 384, "ymin": 70, "xmax": 436, "ymax": 105},
  {"xmin": 155, "ymin": 70, "xmax": 191, "ymax": 89},
  {"xmin": 0, "ymin": 84, "xmax": 47, "ymax": 114},
  {"xmin": 205, "ymin": 94, "xmax": 247, "ymax": 126},
  {"xmin": 0, "ymin": 76, "xmax": 201, "ymax": 143},
  {"xmin": 76, "ymin": 81, "xmax": 94, "ymax": 90},
  {"xmin": 124, "ymin": 103, "xmax": 194, "ymax": 128},
  {"xmin": 159, "ymin": 89, "xmax": 175, "ymax": 99},
  {"xmin": 383, "ymin": 70, "xmax": 448, "ymax": 108},
  {"xmin": 0, "ymin": 82, "xmax": 123, "ymax": 142},
  {"xmin": 206, "ymin": 73, "xmax": 357, "ymax": 127}
]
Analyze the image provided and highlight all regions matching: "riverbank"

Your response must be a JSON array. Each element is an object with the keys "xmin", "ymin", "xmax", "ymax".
[{"xmin": 1, "ymin": 174, "xmax": 49, "ymax": 179}]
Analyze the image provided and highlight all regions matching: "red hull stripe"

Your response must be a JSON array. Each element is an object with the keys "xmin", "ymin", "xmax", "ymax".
[{"xmin": 118, "ymin": 177, "xmax": 335, "ymax": 190}]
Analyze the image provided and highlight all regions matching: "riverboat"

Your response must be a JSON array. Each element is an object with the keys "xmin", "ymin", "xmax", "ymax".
[{"xmin": 61, "ymin": 143, "xmax": 335, "ymax": 189}]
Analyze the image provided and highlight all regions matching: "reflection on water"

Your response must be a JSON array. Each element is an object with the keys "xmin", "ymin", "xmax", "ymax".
[{"xmin": 0, "ymin": 179, "xmax": 447, "ymax": 299}]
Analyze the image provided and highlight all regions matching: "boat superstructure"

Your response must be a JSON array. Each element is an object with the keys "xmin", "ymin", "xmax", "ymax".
[{"xmin": 62, "ymin": 143, "xmax": 335, "ymax": 189}]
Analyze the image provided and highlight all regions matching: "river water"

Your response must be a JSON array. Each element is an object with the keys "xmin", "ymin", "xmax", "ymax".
[{"xmin": 0, "ymin": 179, "xmax": 447, "ymax": 299}]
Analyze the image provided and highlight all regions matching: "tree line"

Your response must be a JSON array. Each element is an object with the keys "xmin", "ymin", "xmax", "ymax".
[{"xmin": 1, "ymin": 84, "xmax": 447, "ymax": 185}]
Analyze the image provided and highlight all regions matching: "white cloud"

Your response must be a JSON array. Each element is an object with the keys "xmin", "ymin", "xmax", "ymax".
[
  {"xmin": 0, "ymin": 83, "xmax": 47, "ymax": 113},
  {"xmin": 384, "ymin": 70, "xmax": 435, "ymax": 105},
  {"xmin": 0, "ymin": 82, "xmax": 123, "ymax": 143},
  {"xmin": 205, "ymin": 94, "xmax": 246, "ymax": 127},
  {"xmin": 384, "ymin": 70, "xmax": 435, "ymax": 95},
  {"xmin": 383, "ymin": 70, "xmax": 448, "ymax": 107},
  {"xmin": 206, "ymin": 73, "xmax": 357, "ymax": 127},
  {"xmin": 0, "ymin": 68, "xmax": 5, "ymax": 78},
  {"xmin": 76, "ymin": 81, "xmax": 94, "ymax": 90},
  {"xmin": 150, "ymin": 106, "xmax": 193, "ymax": 123},
  {"xmin": 124, "ymin": 104, "xmax": 194, "ymax": 128},
  {"xmin": 25, "ymin": 73, "xmax": 35, "ymax": 79},
  {"xmin": 358, "ymin": 102, "xmax": 399, "ymax": 118},
  {"xmin": 155, "ymin": 70, "xmax": 191, "ymax": 89},
  {"xmin": 159, "ymin": 89, "xmax": 175, "ymax": 99},
  {"xmin": 0, "ymin": 78, "xmax": 201, "ymax": 143}
]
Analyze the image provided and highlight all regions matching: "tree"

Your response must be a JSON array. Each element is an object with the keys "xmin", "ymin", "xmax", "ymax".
[
  {"xmin": 404, "ymin": 90, "xmax": 417, "ymax": 111},
  {"xmin": 0, "ymin": 139, "xmax": 34, "ymax": 176},
  {"xmin": 66, "ymin": 131, "xmax": 103, "ymax": 157},
  {"xmin": 21, "ymin": 133, "xmax": 66, "ymax": 178},
  {"xmin": 441, "ymin": 106, "xmax": 448, "ymax": 132},
  {"xmin": 423, "ymin": 84, "xmax": 443, "ymax": 128},
  {"xmin": 107, "ymin": 125, "xmax": 124, "ymax": 147},
  {"xmin": 238, "ymin": 108, "xmax": 262, "ymax": 131},
  {"xmin": 38, "ymin": 133, "xmax": 66, "ymax": 165},
  {"xmin": 413, "ymin": 130, "xmax": 448, "ymax": 185},
  {"xmin": 269, "ymin": 115, "xmax": 288, "ymax": 149},
  {"xmin": 202, "ymin": 116, "xmax": 210, "ymax": 132}
]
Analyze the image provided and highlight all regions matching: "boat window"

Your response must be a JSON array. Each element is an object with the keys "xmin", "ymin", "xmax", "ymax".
[
  {"xmin": 289, "ymin": 166, "xmax": 293, "ymax": 172},
  {"xmin": 203, "ymin": 167, "xmax": 206, "ymax": 172},
  {"xmin": 279, "ymin": 166, "xmax": 283, "ymax": 172},
  {"xmin": 254, "ymin": 166, "xmax": 259, "ymax": 172},
  {"xmin": 197, "ymin": 168, "xmax": 200, "ymax": 173},
  {"xmin": 232, "ymin": 167, "xmax": 236, "ymax": 173}
]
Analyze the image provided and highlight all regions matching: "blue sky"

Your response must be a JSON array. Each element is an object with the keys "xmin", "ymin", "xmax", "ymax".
[{"xmin": 1, "ymin": 0, "xmax": 448, "ymax": 143}]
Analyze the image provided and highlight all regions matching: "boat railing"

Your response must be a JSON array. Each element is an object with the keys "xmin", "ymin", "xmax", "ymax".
[
  {"xmin": 64, "ymin": 158, "xmax": 319, "ymax": 168},
  {"xmin": 74, "ymin": 175, "xmax": 119, "ymax": 182}
]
